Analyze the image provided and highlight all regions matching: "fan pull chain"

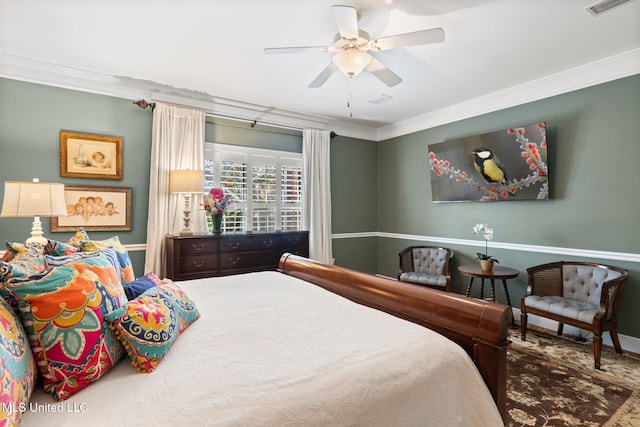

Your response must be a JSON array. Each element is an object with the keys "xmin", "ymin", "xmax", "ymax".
[{"xmin": 347, "ymin": 76, "xmax": 352, "ymax": 118}]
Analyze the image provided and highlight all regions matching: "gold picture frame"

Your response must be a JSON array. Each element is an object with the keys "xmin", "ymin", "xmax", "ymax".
[
  {"xmin": 51, "ymin": 186, "xmax": 132, "ymax": 232},
  {"xmin": 60, "ymin": 131, "xmax": 123, "ymax": 180}
]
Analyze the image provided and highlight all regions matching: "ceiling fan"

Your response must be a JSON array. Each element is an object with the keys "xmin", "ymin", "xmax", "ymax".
[{"xmin": 264, "ymin": 4, "xmax": 445, "ymax": 88}]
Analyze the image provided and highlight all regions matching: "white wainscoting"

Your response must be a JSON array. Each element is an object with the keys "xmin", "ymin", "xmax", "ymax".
[
  {"xmin": 332, "ymin": 231, "xmax": 640, "ymax": 263},
  {"xmin": 3, "ymin": 236, "xmax": 638, "ymax": 354},
  {"xmin": 335, "ymin": 231, "xmax": 640, "ymax": 355}
]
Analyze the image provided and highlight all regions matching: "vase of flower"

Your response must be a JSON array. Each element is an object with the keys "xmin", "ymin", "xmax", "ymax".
[
  {"xmin": 480, "ymin": 259, "xmax": 494, "ymax": 271},
  {"xmin": 202, "ymin": 187, "xmax": 233, "ymax": 235},
  {"xmin": 473, "ymin": 223, "xmax": 499, "ymax": 271},
  {"xmin": 212, "ymin": 213, "xmax": 223, "ymax": 235}
]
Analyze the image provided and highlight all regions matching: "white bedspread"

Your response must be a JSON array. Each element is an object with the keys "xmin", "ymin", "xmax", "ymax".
[{"xmin": 23, "ymin": 271, "xmax": 502, "ymax": 426}]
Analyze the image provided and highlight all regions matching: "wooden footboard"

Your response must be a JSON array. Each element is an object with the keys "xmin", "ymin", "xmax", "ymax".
[{"xmin": 279, "ymin": 253, "xmax": 510, "ymax": 423}]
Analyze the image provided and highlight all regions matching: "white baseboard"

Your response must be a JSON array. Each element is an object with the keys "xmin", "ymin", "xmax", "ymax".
[{"xmin": 512, "ymin": 308, "xmax": 640, "ymax": 355}]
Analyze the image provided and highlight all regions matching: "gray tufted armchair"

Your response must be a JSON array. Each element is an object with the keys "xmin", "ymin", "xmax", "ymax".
[
  {"xmin": 521, "ymin": 261, "xmax": 629, "ymax": 369},
  {"xmin": 398, "ymin": 246, "xmax": 453, "ymax": 292}
]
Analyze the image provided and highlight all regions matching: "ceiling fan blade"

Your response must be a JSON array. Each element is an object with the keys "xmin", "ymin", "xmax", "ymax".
[
  {"xmin": 332, "ymin": 5, "xmax": 359, "ymax": 39},
  {"xmin": 371, "ymin": 28, "xmax": 445, "ymax": 51},
  {"xmin": 264, "ymin": 46, "xmax": 329, "ymax": 55},
  {"xmin": 366, "ymin": 57, "xmax": 402, "ymax": 87},
  {"xmin": 309, "ymin": 63, "xmax": 338, "ymax": 88}
]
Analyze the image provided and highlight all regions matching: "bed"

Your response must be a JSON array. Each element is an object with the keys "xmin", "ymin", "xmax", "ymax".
[{"xmin": 6, "ymin": 253, "xmax": 509, "ymax": 426}]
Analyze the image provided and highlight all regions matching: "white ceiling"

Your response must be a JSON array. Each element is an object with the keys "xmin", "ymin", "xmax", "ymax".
[{"xmin": 1, "ymin": 0, "xmax": 639, "ymax": 140}]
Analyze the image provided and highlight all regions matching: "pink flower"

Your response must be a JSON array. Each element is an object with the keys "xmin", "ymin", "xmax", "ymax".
[{"xmin": 210, "ymin": 188, "xmax": 224, "ymax": 200}]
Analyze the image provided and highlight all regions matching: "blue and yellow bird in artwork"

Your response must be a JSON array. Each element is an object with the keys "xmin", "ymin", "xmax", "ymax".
[{"xmin": 471, "ymin": 147, "xmax": 509, "ymax": 186}]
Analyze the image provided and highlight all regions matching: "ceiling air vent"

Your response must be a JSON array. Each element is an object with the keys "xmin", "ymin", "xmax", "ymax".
[
  {"xmin": 586, "ymin": 0, "xmax": 634, "ymax": 16},
  {"xmin": 368, "ymin": 94, "xmax": 393, "ymax": 105}
]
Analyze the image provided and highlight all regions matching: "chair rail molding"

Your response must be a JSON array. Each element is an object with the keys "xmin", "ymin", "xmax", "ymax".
[{"xmin": 332, "ymin": 231, "xmax": 640, "ymax": 263}]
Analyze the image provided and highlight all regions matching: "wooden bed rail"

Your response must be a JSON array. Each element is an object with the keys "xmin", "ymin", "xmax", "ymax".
[{"xmin": 279, "ymin": 253, "xmax": 510, "ymax": 422}]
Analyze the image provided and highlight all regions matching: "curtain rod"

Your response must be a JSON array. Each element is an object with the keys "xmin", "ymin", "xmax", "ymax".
[{"xmin": 133, "ymin": 99, "xmax": 338, "ymax": 137}]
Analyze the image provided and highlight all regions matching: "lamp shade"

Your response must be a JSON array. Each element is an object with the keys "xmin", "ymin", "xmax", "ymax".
[
  {"xmin": 169, "ymin": 170, "xmax": 204, "ymax": 193},
  {"xmin": 1, "ymin": 180, "xmax": 67, "ymax": 217},
  {"xmin": 332, "ymin": 49, "xmax": 373, "ymax": 77}
]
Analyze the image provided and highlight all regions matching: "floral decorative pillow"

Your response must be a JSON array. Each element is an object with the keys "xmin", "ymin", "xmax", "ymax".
[
  {"xmin": 107, "ymin": 280, "xmax": 200, "ymax": 372},
  {"xmin": 106, "ymin": 293, "xmax": 180, "ymax": 373},
  {"xmin": 0, "ymin": 297, "xmax": 37, "ymax": 426},
  {"xmin": 76, "ymin": 236, "xmax": 135, "ymax": 285},
  {"xmin": 0, "ymin": 246, "xmax": 45, "ymax": 305},
  {"xmin": 44, "ymin": 239, "xmax": 78, "ymax": 257},
  {"xmin": 66, "ymin": 227, "xmax": 90, "ymax": 246},
  {"xmin": 2, "ymin": 241, "xmax": 29, "ymax": 262},
  {"xmin": 152, "ymin": 280, "xmax": 201, "ymax": 332},
  {"xmin": 45, "ymin": 248, "xmax": 122, "ymax": 287},
  {"xmin": 6, "ymin": 252, "xmax": 126, "ymax": 400}
]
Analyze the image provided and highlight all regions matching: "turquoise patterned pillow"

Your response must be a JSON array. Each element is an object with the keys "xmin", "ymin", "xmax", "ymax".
[
  {"xmin": 0, "ymin": 297, "xmax": 37, "ymax": 426},
  {"xmin": 2, "ymin": 241, "xmax": 29, "ymax": 262},
  {"xmin": 106, "ymin": 293, "xmax": 180, "ymax": 373},
  {"xmin": 45, "ymin": 248, "xmax": 122, "ymax": 286},
  {"xmin": 44, "ymin": 239, "xmax": 78, "ymax": 257},
  {"xmin": 106, "ymin": 280, "xmax": 199, "ymax": 372},
  {"xmin": 0, "ymin": 247, "xmax": 45, "ymax": 305},
  {"xmin": 7, "ymin": 252, "xmax": 126, "ymax": 400},
  {"xmin": 0, "ymin": 246, "xmax": 44, "ymax": 282},
  {"xmin": 77, "ymin": 236, "xmax": 135, "ymax": 285},
  {"xmin": 151, "ymin": 280, "xmax": 201, "ymax": 332}
]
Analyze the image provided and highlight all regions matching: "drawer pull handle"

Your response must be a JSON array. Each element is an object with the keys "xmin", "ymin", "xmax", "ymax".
[
  {"xmin": 228, "ymin": 242, "xmax": 240, "ymax": 249},
  {"xmin": 228, "ymin": 256, "xmax": 240, "ymax": 265},
  {"xmin": 288, "ymin": 238, "xmax": 298, "ymax": 244},
  {"xmin": 191, "ymin": 243, "xmax": 206, "ymax": 251},
  {"xmin": 263, "ymin": 239, "xmax": 273, "ymax": 247},
  {"xmin": 192, "ymin": 260, "xmax": 205, "ymax": 268}
]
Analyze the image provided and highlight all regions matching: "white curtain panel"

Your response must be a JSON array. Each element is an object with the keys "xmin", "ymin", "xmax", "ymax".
[
  {"xmin": 144, "ymin": 102, "xmax": 205, "ymax": 276},
  {"xmin": 302, "ymin": 129, "xmax": 333, "ymax": 264}
]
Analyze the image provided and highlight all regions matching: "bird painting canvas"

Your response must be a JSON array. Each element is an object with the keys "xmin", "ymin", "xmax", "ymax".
[{"xmin": 428, "ymin": 122, "xmax": 548, "ymax": 202}]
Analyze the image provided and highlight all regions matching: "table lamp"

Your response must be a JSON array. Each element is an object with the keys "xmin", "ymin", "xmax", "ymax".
[
  {"xmin": 169, "ymin": 169, "xmax": 204, "ymax": 236},
  {"xmin": 1, "ymin": 178, "xmax": 68, "ymax": 247}
]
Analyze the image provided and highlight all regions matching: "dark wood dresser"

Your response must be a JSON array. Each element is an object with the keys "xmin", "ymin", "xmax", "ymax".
[{"xmin": 165, "ymin": 231, "xmax": 309, "ymax": 280}]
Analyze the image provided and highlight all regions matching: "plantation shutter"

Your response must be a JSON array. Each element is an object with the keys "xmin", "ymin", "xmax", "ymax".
[{"xmin": 204, "ymin": 143, "xmax": 302, "ymax": 233}]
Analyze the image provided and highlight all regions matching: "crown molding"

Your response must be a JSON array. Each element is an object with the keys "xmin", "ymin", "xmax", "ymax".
[
  {"xmin": 2, "ymin": 50, "xmax": 638, "ymax": 142},
  {"xmin": 0, "ymin": 53, "xmax": 378, "ymax": 141},
  {"xmin": 376, "ymin": 48, "xmax": 640, "ymax": 141}
]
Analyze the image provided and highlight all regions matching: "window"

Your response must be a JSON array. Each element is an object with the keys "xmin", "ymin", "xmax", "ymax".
[{"xmin": 204, "ymin": 143, "xmax": 303, "ymax": 232}]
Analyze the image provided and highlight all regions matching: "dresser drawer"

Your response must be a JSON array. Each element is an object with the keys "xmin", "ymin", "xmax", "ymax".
[
  {"xmin": 219, "ymin": 250, "xmax": 281, "ymax": 271},
  {"xmin": 166, "ymin": 232, "xmax": 308, "ymax": 279},
  {"xmin": 220, "ymin": 236, "xmax": 277, "ymax": 253},
  {"xmin": 178, "ymin": 239, "xmax": 217, "ymax": 255},
  {"xmin": 179, "ymin": 254, "xmax": 218, "ymax": 275},
  {"xmin": 278, "ymin": 233, "xmax": 309, "ymax": 249}
]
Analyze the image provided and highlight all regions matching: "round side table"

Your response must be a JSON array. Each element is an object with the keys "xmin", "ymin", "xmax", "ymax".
[{"xmin": 458, "ymin": 264, "xmax": 519, "ymax": 325}]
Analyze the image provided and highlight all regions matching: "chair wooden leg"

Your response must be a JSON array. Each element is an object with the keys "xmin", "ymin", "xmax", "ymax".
[
  {"xmin": 557, "ymin": 322, "xmax": 564, "ymax": 336},
  {"xmin": 610, "ymin": 329, "xmax": 623, "ymax": 354},
  {"xmin": 593, "ymin": 335, "xmax": 602, "ymax": 370},
  {"xmin": 521, "ymin": 312, "xmax": 528, "ymax": 341}
]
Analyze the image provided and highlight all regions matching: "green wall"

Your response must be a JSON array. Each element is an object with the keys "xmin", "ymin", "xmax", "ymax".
[
  {"xmin": 330, "ymin": 135, "xmax": 378, "ymax": 273},
  {"xmin": 2, "ymin": 75, "xmax": 638, "ymax": 339},
  {"xmin": 0, "ymin": 79, "xmax": 324, "ymax": 274},
  {"xmin": 373, "ymin": 74, "xmax": 640, "ymax": 338},
  {"xmin": 205, "ymin": 117, "xmax": 302, "ymax": 153},
  {"xmin": 0, "ymin": 78, "xmax": 152, "ymax": 273}
]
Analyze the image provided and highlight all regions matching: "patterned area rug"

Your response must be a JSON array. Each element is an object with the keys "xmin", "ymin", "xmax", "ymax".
[{"xmin": 506, "ymin": 326, "xmax": 640, "ymax": 426}]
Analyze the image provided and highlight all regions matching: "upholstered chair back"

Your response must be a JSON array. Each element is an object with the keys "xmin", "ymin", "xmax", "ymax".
[
  {"xmin": 412, "ymin": 247, "xmax": 449, "ymax": 275},
  {"xmin": 562, "ymin": 264, "xmax": 623, "ymax": 306},
  {"xmin": 398, "ymin": 246, "xmax": 453, "ymax": 292}
]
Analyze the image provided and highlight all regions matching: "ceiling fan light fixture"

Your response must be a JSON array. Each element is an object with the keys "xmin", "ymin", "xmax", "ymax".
[{"xmin": 332, "ymin": 49, "xmax": 373, "ymax": 77}]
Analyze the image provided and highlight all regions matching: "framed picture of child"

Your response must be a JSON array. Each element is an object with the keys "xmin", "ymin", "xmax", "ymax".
[
  {"xmin": 51, "ymin": 186, "xmax": 132, "ymax": 231},
  {"xmin": 60, "ymin": 131, "xmax": 123, "ymax": 180}
]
